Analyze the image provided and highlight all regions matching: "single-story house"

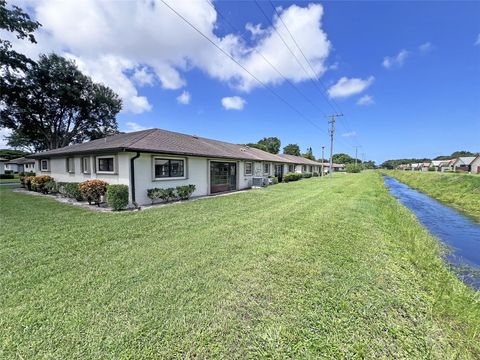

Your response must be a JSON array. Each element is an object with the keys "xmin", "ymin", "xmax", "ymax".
[
  {"xmin": 452, "ymin": 156, "xmax": 476, "ymax": 172},
  {"xmin": 5, "ymin": 157, "xmax": 35, "ymax": 173},
  {"xmin": 30, "ymin": 128, "xmax": 322, "ymax": 206},
  {"xmin": 470, "ymin": 155, "xmax": 480, "ymax": 174},
  {"xmin": 410, "ymin": 163, "xmax": 422, "ymax": 171},
  {"xmin": 0, "ymin": 158, "xmax": 7, "ymax": 175},
  {"xmin": 421, "ymin": 162, "xmax": 431, "ymax": 171},
  {"xmin": 470, "ymin": 154, "xmax": 480, "ymax": 174},
  {"xmin": 276, "ymin": 154, "xmax": 322, "ymax": 175}
]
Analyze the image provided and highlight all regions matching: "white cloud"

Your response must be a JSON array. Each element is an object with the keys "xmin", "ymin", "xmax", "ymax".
[
  {"xmin": 245, "ymin": 23, "xmax": 266, "ymax": 38},
  {"xmin": 328, "ymin": 76, "xmax": 374, "ymax": 99},
  {"xmin": 176, "ymin": 90, "xmax": 191, "ymax": 105},
  {"xmin": 341, "ymin": 131, "xmax": 357, "ymax": 138},
  {"xmin": 0, "ymin": 128, "xmax": 13, "ymax": 148},
  {"xmin": 475, "ymin": 34, "xmax": 480, "ymax": 46},
  {"xmin": 124, "ymin": 122, "xmax": 148, "ymax": 132},
  {"xmin": 9, "ymin": 1, "xmax": 332, "ymax": 112},
  {"xmin": 221, "ymin": 96, "xmax": 246, "ymax": 110},
  {"xmin": 133, "ymin": 66, "xmax": 155, "ymax": 86},
  {"xmin": 356, "ymin": 95, "xmax": 374, "ymax": 106},
  {"xmin": 418, "ymin": 42, "xmax": 433, "ymax": 54},
  {"xmin": 382, "ymin": 49, "xmax": 409, "ymax": 69}
]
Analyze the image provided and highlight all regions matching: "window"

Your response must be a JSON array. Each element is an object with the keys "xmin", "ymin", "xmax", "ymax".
[
  {"xmin": 40, "ymin": 159, "xmax": 49, "ymax": 171},
  {"xmin": 66, "ymin": 157, "xmax": 75, "ymax": 173},
  {"xmin": 288, "ymin": 165, "xmax": 294, "ymax": 173},
  {"xmin": 245, "ymin": 162, "xmax": 253, "ymax": 175},
  {"xmin": 264, "ymin": 163, "xmax": 270, "ymax": 174},
  {"xmin": 82, "ymin": 157, "xmax": 90, "ymax": 174},
  {"xmin": 302, "ymin": 165, "xmax": 307, "ymax": 172},
  {"xmin": 154, "ymin": 158, "xmax": 185, "ymax": 179},
  {"xmin": 97, "ymin": 156, "xmax": 115, "ymax": 173}
]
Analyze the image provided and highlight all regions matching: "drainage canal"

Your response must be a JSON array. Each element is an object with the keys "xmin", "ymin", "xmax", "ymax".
[{"xmin": 384, "ymin": 175, "xmax": 480, "ymax": 290}]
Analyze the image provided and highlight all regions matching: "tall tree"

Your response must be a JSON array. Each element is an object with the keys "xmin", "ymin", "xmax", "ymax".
[
  {"xmin": 258, "ymin": 137, "xmax": 281, "ymax": 154},
  {"xmin": 332, "ymin": 153, "xmax": 356, "ymax": 164},
  {"xmin": 283, "ymin": 144, "xmax": 301, "ymax": 156},
  {"xmin": 1, "ymin": 54, "xmax": 122, "ymax": 151},
  {"xmin": 0, "ymin": 0, "xmax": 41, "ymax": 73},
  {"xmin": 245, "ymin": 142, "xmax": 268, "ymax": 152},
  {"xmin": 303, "ymin": 147, "xmax": 316, "ymax": 160}
]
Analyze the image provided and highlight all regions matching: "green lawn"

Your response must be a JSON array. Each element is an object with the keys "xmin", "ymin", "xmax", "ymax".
[
  {"xmin": 386, "ymin": 171, "xmax": 480, "ymax": 222},
  {"xmin": 1, "ymin": 172, "xmax": 479, "ymax": 358}
]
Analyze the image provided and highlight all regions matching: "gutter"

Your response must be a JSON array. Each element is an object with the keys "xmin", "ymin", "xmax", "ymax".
[{"xmin": 130, "ymin": 151, "xmax": 141, "ymax": 207}]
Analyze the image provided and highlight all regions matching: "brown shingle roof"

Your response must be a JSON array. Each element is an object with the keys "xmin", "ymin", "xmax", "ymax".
[
  {"xmin": 29, "ymin": 128, "xmax": 295, "ymax": 163},
  {"xmin": 277, "ymin": 154, "xmax": 321, "ymax": 165},
  {"xmin": 6, "ymin": 157, "xmax": 35, "ymax": 164}
]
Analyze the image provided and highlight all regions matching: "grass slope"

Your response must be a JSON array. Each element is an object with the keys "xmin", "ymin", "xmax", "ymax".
[
  {"xmin": 386, "ymin": 171, "xmax": 480, "ymax": 222},
  {"xmin": 1, "ymin": 173, "xmax": 479, "ymax": 358}
]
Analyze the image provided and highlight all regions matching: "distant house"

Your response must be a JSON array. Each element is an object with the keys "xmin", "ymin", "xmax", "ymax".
[
  {"xmin": 30, "ymin": 128, "xmax": 326, "ymax": 206},
  {"xmin": 452, "ymin": 157, "xmax": 476, "ymax": 172},
  {"xmin": 397, "ymin": 164, "xmax": 410, "ymax": 171},
  {"xmin": 410, "ymin": 163, "xmax": 422, "ymax": 171},
  {"xmin": 470, "ymin": 155, "xmax": 480, "ymax": 174},
  {"xmin": 5, "ymin": 157, "xmax": 35, "ymax": 173},
  {"xmin": 421, "ymin": 162, "xmax": 431, "ymax": 171},
  {"xmin": 0, "ymin": 158, "xmax": 7, "ymax": 175}
]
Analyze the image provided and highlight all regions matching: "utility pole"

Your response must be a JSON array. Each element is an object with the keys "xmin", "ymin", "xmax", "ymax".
[
  {"xmin": 321, "ymin": 146, "xmax": 325, "ymax": 177},
  {"xmin": 354, "ymin": 146, "xmax": 362, "ymax": 167},
  {"xmin": 326, "ymin": 113, "xmax": 343, "ymax": 176}
]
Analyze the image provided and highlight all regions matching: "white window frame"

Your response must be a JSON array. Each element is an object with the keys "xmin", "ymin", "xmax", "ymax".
[
  {"xmin": 244, "ymin": 162, "xmax": 253, "ymax": 176},
  {"xmin": 40, "ymin": 159, "xmax": 50, "ymax": 172},
  {"xmin": 288, "ymin": 165, "xmax": 294, "ymax": 173},
  {"xmin": 264, "ymin": 163, "xmax": 270, "ymax": 175},
  {"xmin": 66, "ymin": 157, "xmax": 75, "ymax": 173},
  {"xmin": 152, "ymin": 156, "xmax": 187, "ymax": 181},
  {"xmin": 82, "ymin": 156, "xmax": 91, "ymax": 174},
  {"xmin": 96, "ymin": 155, "xmax": 116, "ymax": 174}
]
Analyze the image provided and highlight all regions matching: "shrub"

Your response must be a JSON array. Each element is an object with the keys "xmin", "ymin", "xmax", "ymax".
[
  {"xmin": 107, "ymin": 184, "xmax": 129, "ymax": 210},
  {"xmin": 4, "ymin": 170, "xmax": 13, "ymax": 175},
  {"xmin": 25, "ymin": 171, "xmax": 35, "ymax": 176},
  {"xmin": 159, "ymin": 188, "xmax": 176, "ymax": 202},
  {"xmin": 44, "ymin": 180, "xmax": 57, "ymax": 194},
  {"xmin": 22, "ymin": 176, "xmax": 34, "ymax": 190},
  {"xmin": 147, "ymin": 188, "xmax": 162, "ymax": 204},
  {"xmin": 346, "ymin": 164, "xmax": 362, "ymax": 173},
  {"xmin": 63, "ymin": 182, "xmax": 83, "ymax": 200},
  {"xmin": 31, "ymin": 175, "xmax": 54, "ymax": 193},
  {"xmin": 428, "ymin": 167, "xmax": 435, "ymax": 172},
  {"xmin": 0, "ymin": 174, "xmax": 14, "ymax": 179},
  {"xmin": 302, "ymin": 173, "xmax": 313, "ymax": 178},
  {"xmin": 79, "ymin": 180, "xmax": 108, "ymax": 205},
  {"xmin": 19, "ymin": 172, "xmax": 25, "ymax": 177},
  {"xmin": 269, "ymin": 176, "xmax": 279, "ymax": 185},
  {"xmin": 284, "ymin": 173, "xmax": 303, "ymax": 182},
  {"xmin": 313, "ymin": 172, "xmax": 319, "ymax": 177},
  {"xmin": 176, "ymin": 185, "xmax": 196, "ymax": 200}
]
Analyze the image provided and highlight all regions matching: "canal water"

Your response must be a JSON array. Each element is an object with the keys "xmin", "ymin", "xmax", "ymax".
[{"xmin": 383, "ymin": 176, "xmax": 480, "ymax": 290}]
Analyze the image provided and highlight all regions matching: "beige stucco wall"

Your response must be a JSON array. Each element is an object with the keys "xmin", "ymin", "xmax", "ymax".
[{"xmin": 470, "ymin": 157, "xmax": 480, "ymax": 174}]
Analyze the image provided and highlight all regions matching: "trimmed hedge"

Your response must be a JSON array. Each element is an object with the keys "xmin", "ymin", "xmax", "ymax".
[
  {"xmin": 61, "ymin": 182, "xmax": 83, "ymax": 201},
  {"xmin": 107, "ymin": 184, "xmax": 129, "ymax": 210},
  {"xmin": 269, "ymin": 176, "xmax": 279, "ymax": 185},
  {"xmin": 0, "ymin": 174, "xmax": 14, "ymax": 179},
  {"xmin": 284, "ymin": 173, "xmax": 303, "ymax": 182},
  {"xmin": 176, "ymin": 185, "xmax": 196, "ymax": 200},
  {"xmin": 147, "ymin": 185, "xmax": 196, "ymax": 204},
  {"xmin": 79, "ymin": 180, "xmax": 108, "ymax": 206},
  {"xmin": 302, "ymin": 173, "xmax": 313, "ymax": 178}
]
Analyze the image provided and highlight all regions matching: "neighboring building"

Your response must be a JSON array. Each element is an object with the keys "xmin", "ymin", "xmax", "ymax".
[
  {"xmin": 0, "ymin": 158, "xmax": 7, "ymax": 175},
  {"xmin": 276, "ymin": 154, "xmax": 322, "ymax": 175},
  {"xmin": 452, "ymin": 157, "xmax": 476, "ymax": 172},
  {"xmin": 470, "ymin": 155, "xmax": 480, "ymax": 174},
  {"xmin": 5, "ymin": 157, "xmax": 35, "ymax": 173},
  {"xmin": 30, "ymin": 128, "xmax": 324, "ymax": 206},
  {"xmin": 410, "ymin": 163, "xmax": 422, "ymax": 171}
]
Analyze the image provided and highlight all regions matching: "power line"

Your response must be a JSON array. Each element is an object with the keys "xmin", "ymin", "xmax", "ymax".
[
  {"xmin": 159, "ymin": 0, "xmax": 330, "ymax": 137},
  {"xmin": 267, "ymin": 0, "xmax": 342, "ymax": 115},
  {"xmin": 205, "ymin": 0, "xmax": 328, "ymax": 117}
]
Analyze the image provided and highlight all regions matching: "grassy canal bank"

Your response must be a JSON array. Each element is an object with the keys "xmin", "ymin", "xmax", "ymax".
[
  {"xmin": 386, "ymin": 171, "xmax": 480, "ymax": 222},
  {"xmin": 1, "ymin": 173, "xmax": 479, "ymax": 358}
]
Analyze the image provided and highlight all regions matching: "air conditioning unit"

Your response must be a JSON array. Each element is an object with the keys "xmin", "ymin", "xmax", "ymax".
[{"xmin": 252, "ymin": 176, "xmax": 268, "ymax": 188}]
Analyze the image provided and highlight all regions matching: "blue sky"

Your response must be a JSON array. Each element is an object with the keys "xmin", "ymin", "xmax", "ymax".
[{"xmin": 8, "ymin": 1, "xmax": 480, "ymax": 163}]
